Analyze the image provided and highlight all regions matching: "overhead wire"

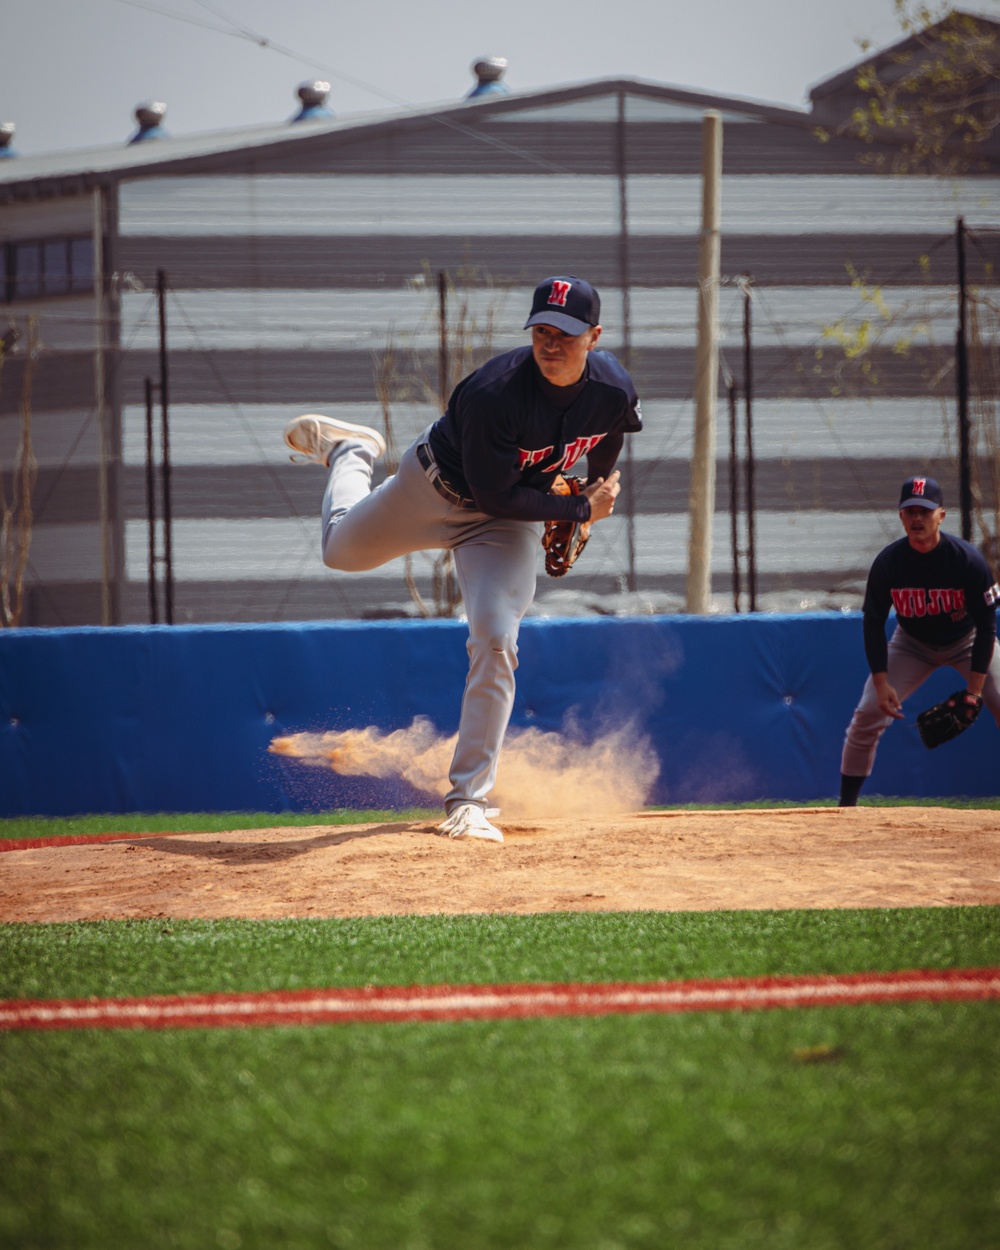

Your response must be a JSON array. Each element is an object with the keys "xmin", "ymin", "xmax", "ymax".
[
  {"xmin": 110, "ymin": 0, "xmax": 242, "ymax": 37},
  {"xmin": 21, "ymin": 5, "xmax": 998, "ymax": 615},
  {"xmin": 109, "ymin": 0, "xmax": 577, "ymax": 173},
  {"xmin": 15, "ymin": 0, "xmax": 577, "ymax": 618}
]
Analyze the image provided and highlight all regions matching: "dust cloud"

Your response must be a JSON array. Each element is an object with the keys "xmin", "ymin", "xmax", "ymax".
[{"xmin": 270, "ymin": 715, "xmax": 658, "ymax": 817}]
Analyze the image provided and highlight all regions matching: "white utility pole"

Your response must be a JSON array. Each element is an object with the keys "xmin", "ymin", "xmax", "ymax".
[
  {"xmin": 685, "ymin": 110, "xmax": 722, "ymax": 614},
  {"xmin": 93, "ymin": 186, "xmax": 112, "ymax": 626}
]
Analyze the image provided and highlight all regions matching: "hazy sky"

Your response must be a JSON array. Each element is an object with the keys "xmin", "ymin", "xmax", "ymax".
[{"xmin": 4, "ymin": 0, "xmax": 919, "ymax": 156}]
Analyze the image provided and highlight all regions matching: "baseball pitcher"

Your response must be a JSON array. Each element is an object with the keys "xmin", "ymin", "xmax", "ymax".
[{"xmin": 283, "ymin": 275, "xmax": 642, "ymax": 841}]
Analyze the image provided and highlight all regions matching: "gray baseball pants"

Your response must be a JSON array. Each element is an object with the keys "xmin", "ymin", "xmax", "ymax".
[
  {"xmin": 841, "ymin": 624, "xmax": 1000, "ymax": 776},
  {"xmin": 320, "ymin": 435, "xmax": 542, "ymax": 813}
]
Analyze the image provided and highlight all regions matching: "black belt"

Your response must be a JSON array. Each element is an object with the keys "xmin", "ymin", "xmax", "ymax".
[{"xmin": 416, "ymin": 442, "xmax": 478, "ymax": 510}]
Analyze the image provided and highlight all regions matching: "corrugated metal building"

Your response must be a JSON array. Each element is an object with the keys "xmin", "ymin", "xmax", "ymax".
[{"xmin": 0, "ymin": 40, "xmax": 997, "ymax": 627}]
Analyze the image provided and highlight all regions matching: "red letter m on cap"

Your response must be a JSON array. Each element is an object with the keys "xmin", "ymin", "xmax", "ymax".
[
  {"xmin": 912, "ymin": 478, "xmax": 927, "ymax": 495},
  {"xmin": 548, "ymin": 280, "xmax": 572, "ymax": 306}
]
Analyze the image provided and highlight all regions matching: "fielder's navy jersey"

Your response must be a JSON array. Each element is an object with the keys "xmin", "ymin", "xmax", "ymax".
[
  {"xmin": 862, "ymin": 531, "xmax": 1000, "ymax": 673},
  {"xmin": 426, "ymin": 346, "xmax": 642, "ymax": 522}
]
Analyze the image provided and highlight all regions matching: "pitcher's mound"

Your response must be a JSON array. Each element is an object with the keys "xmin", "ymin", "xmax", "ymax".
[{"xmin": 2, "ymin": 806, "xmax": 998, "ymax": 922}]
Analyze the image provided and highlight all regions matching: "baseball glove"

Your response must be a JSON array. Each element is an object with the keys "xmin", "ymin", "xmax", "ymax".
[
  {"xmin": 916, "ymin": 688, "xmax": 983, "ymax": 749},
  {"xmin": 542, "ymin": 474, "xmax": 592, "ymax": 578}
]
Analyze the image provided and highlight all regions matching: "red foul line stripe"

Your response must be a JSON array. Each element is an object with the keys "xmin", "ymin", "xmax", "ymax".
[{"xmin": 1, "ymin": 968, "xmax": 997, "ymax": 1032}]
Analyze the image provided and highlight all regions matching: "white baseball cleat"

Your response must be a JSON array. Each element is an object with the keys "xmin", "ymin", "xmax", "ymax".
[
  {"xmin": 283, "ymin": 414, "xmax": 386, "ymax": 466},
  {"xmin": 438, "ymin": 803, "xmax": 504, "ymax": 843}
]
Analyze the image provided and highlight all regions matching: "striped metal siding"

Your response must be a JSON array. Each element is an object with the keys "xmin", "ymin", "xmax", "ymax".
[
  {"xmin": 0, "ymin": 187, "xmax": 116, "ymax": 626},
  {"xmin": 10, "ymin": 90, "xmax": 1000, "ymax": 624}
]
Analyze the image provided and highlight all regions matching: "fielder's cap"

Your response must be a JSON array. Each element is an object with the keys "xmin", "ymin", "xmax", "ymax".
[
  {"xmin": 899, "ymin": 476, "xmax": 944, "ymax": 509},
  {"xmin": 524, "ymin": 275, "xmax": 601, "ymax": 336}
]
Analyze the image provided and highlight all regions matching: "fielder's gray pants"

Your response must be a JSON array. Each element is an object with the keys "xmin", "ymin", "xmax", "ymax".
[
  {"xmin": 840, "ymin": 624, "xmax": 1000, "ymax": 777},
  {"xmin": 320, "ymin": 436, "xmax": 542, "ymax": 814}
]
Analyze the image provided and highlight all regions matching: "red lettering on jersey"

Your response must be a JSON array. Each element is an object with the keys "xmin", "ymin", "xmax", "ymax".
[
  {"xmin": 518, "ymin": 445, "xmax": 554, "ymax": 470},
  {"xmin": 891, "ymin": 588, "xmax": 926, "ymax": 616},
  {"xmin": 892, "ymin": 586, "xmax": 966, "ymax": 618},
  {"xmin": 557, "ymin": 434, "xmax": 606, "ymax": 472},
  {"xmin": 548, "ymin": 280, "xmax": 572, "ymax": 307},
  {"xmin": 519, "ymin": 435, "xmax": 607, "ymax": 474}
]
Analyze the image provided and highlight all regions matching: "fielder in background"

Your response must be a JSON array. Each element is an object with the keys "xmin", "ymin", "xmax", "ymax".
[
  {"xmin": 839, "ymin": 475, "xmax": 1000, "ymax": 806},
  {"xmin": 284, "ymin": 275, "xmax": 642, "ymax": 842}
]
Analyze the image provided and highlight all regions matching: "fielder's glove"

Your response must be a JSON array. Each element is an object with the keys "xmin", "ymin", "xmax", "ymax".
[
  {"xmin": 542, "ymin": 474, "xmax": 592, "ymax": 578},
  {"xmin": 916, "ymin": 689, "xmax": 983, "ymax": 749}
]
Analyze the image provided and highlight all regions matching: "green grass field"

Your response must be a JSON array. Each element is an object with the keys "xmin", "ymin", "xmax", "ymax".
[
  {"xmin": 2, "ymin": 807, "xmax": 999, "ymax": 1248},
  {"xmin": 3, "ymin": 795, "xmax": 999, "ymax": 843}
]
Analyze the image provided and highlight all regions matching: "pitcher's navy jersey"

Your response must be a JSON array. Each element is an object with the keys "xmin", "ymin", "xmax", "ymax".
[
  {"xmin": 862, "ymin": 532, "xmax": 1000, "ymax": 673},
  {"xmin": 427, "ymin": 346, "xmax": 641, "ymax": 523}
]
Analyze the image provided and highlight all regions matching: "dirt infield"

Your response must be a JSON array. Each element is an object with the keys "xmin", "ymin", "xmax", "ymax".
[{"xmin": 2, "ymin": 806, "xmax": 999, "ymax": 922}]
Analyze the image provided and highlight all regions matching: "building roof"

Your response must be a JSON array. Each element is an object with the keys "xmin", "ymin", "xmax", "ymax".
[
  {"xmin": 808, "ymin": 9, "xmax": 1000, "ymax": 105},
  {"xmin": 0, "ymin": 77, "xmax": 811, "ymax": 203}
]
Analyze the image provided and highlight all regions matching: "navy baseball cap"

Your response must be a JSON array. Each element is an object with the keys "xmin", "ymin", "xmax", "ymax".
[
  {"xmin": 524, "ymin": 275, "xmax": 601, "ymax": 336},
  {"xmin": 899, "ymin": 476, "xmax": 944, "ymax": 509}
]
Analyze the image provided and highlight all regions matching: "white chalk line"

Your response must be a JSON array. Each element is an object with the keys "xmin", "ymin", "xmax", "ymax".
[{"xmin": 2, "ymin": 970, "xmax": 998, "ymax": 1031}]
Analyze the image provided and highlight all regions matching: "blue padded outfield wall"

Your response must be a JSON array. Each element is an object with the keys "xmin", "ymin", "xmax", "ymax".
[{"xmin": 1, "ymin": 614, "xmax": 997, "ymax": 817}]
